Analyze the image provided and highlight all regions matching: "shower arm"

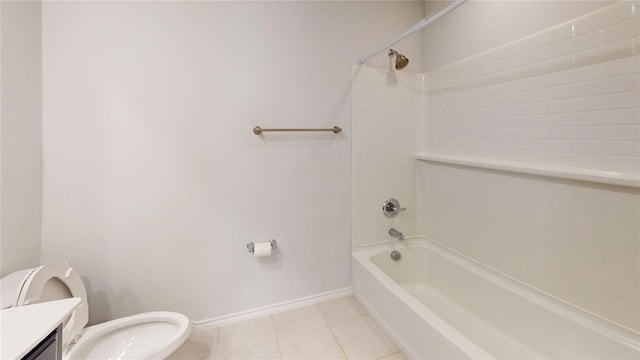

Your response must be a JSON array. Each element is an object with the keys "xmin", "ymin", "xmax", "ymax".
[{"xmin": 358, "ymin": 0, "xmax": 467, "ymax": 65}]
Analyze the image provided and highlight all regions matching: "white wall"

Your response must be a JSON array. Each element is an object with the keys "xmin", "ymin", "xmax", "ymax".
[
  {"xmin": 0, "ymin": 1, "xmax": 42, "ymax": 277},
  {"xmin": 417, "ymin": 1, "xmax": 639, "ymax": 332},
  {"xmin": 41, "ymin": 1, "xmax": 423, "ymax": 324}
]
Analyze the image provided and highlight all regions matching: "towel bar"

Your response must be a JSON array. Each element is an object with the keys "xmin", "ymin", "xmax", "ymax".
[{"xmin": 253, "ymin": 126, "xmax": 342, "ymax": 135}]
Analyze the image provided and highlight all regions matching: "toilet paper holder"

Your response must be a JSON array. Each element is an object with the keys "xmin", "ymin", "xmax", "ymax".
[{"xmin": 247, "ymin": 240, "xmax": 278, "ymax": 254}]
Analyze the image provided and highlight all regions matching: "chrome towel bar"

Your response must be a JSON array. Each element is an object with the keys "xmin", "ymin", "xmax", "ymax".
[{"xmin": 253, "ymin": 126, "xmax": 342, "ymax": 135}]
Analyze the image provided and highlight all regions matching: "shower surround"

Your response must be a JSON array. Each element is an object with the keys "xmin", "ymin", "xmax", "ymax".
[{"xmin": 352, "ymin": 1, "xmax": 640, "ymax": 353}]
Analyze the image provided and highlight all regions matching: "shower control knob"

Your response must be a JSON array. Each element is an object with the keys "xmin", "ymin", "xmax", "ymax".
[{"xmin": 382, "ymin": 198, "xmax": 406, "ymax": 218}]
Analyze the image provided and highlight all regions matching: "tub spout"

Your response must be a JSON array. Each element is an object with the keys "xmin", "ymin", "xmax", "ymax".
[{"xmin": 389, "ymin": 228, "xmax": 404, "ymax": 241}]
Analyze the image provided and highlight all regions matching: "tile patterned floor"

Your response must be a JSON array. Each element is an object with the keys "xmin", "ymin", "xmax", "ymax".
[{"xmin": 168, "ymin": 296, "xmax": 406, "ymax": 360}]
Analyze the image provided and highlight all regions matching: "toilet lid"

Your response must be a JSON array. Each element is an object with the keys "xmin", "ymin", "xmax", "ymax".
[
  {"xmin": 0, "ymin": 269, "xmax": 36, "ymax": 309},
  {"xmin": 17, "ymin": 262, "xmax": 89, "ymax": 349}
]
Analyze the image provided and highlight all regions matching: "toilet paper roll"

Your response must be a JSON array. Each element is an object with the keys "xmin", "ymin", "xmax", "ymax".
[{"xmin": 253, "ymin": 242, "xmax": 272, "ymax": 257}]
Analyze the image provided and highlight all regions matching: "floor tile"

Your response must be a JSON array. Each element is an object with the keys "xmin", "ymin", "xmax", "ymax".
[
  {"xmin": 317, "ymin": 296, "xmax": 367, "ymax": 325},
  {"xmin": 330, "ymin": 316, "xmax": 398, "ymax": 360},
  {"xmin": 272, "ymin": 305, "xmax": 327, "ymax": 339},
  {"xmin": 167, "ymin": 327, "xmax": 218, "ymax": 360},
  {"xmin": 217, "ymin": 340, "xmax": 281, "ymax": 360},
  {"xmin": 175, "ymin": 297, "xmax": 401, "ymax": 360},
  {"xmin": 278, "ymin": 327, "xmax": 346, "ymax": 360},
  {"xmin": 217, "ymin": 316, "xmax": 276, "ymax": 356}
]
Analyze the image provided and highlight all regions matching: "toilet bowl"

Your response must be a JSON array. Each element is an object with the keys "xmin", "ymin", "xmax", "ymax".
[{"xmin": 1, "ymin": 262, "xmax": 190, "ymax": 360}]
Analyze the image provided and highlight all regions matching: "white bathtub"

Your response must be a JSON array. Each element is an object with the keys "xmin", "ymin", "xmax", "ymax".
[{"xmin": 352, "ymin": 238, "xmax": 639, "ymax": 359}]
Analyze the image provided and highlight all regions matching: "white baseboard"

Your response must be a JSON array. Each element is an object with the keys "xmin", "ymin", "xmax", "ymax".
[{"xmin": 192, "ymin": 287, "xmax": 352, "ymax": 330}]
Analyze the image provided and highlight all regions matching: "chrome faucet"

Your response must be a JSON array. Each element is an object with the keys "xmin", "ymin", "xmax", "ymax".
[{"xmin": 388, "ymin": 228, "xmax": 404, "ymax": 241}]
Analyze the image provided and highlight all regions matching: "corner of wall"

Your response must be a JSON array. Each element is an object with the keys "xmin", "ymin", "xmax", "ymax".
[{"xmin": 0, "ymin": 0, "xmax": 43, "ymax": 277}]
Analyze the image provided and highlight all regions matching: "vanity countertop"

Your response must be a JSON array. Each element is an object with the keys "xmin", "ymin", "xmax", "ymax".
[{"xmin": 0, "ymin": 298, "xmax": 81, "ymax": 360}]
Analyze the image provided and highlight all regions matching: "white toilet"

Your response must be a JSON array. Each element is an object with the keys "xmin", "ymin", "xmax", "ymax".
[{"xmin": 1, "ymin": 262, "xmax": 191, "ymax": 360}]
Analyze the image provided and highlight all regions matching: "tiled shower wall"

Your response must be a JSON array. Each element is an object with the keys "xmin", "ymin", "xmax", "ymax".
[
  {"xmin": 352, "ymin": 66, "xmax": 423, "ymax": 248},
  {"xmin": 424, "ymin": 1, "xmax": 639, "ymax": 172},
  {"xmin": 353, "ymin": 1, "xmax": 639, "ymax": 333},
  {"xmin": 418, "ymin": 2, "xmax": 639, "ymax": 332}
]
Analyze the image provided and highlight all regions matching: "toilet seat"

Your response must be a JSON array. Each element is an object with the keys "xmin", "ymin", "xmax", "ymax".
[
  {"xmin": 64, "ymin": 311, "xmax": 190, "ymax": 360},
  {"xmin": 2, "ymin": 262, "xmax": 190, "ymax": 359}
]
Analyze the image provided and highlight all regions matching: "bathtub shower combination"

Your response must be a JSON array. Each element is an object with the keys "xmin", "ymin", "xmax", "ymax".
[
  {"xmin": 352, "ymin": 239, "xmax": 639, "ymax": 359},
  {"xmin": 353, "ymin": 0, "xmax": 640, "ymax": 358}
]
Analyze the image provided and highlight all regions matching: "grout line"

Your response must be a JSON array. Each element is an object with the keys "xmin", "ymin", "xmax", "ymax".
[
  {"xmin": 327, "ymin": 312, "xmax": 370, "ymax": 327},
  {"xmin": 316, "ymin": 303, "xmax": 330, "ymax": 327},
  {"xmin": 216, "ymin": 317, "xmax": 280, "ymax": 359},
  {"xmin": 429, "ymin": 72, "xmax": 640, "ymax": 108},
  {"xmin": 376, "ymin": 351, "xmax": 403, "ymax": 360},
  {"xmin": 327, "ymin": 322, "xmax": 350, "ymax": 360},
  {"xmin": 214, "ymin": 327, "xmax": 221, "ymax": 360},
  {"xmin": 270, "ymin": 314, "xmax": 284, "ymax": 360}
]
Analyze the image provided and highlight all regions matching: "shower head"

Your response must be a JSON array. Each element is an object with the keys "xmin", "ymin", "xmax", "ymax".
[{"xmin": 388, "ymin": 49, "xmax": 409, "ymax": 70}]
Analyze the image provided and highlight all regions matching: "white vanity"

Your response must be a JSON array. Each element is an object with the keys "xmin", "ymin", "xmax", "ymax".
[{"xmin": 1, "ymin": 298, "xmax": 80, "ymax": 360}]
